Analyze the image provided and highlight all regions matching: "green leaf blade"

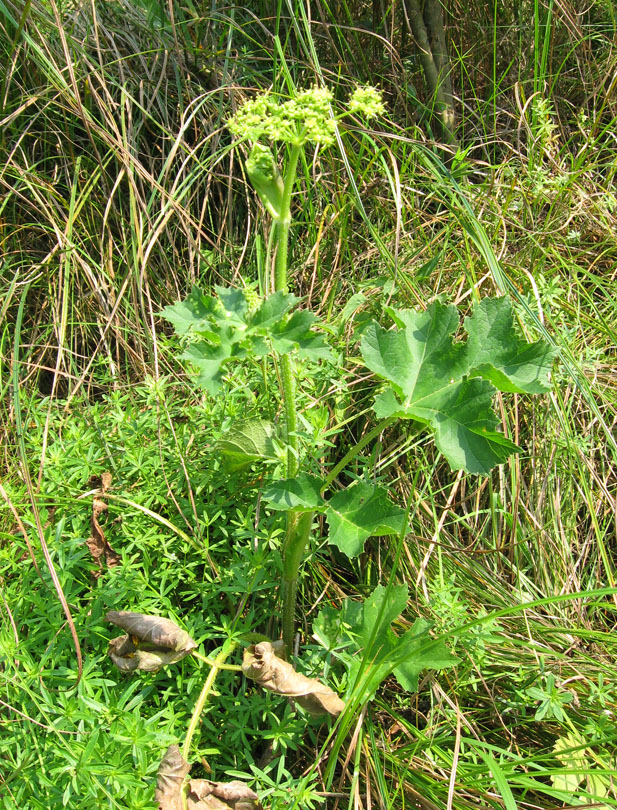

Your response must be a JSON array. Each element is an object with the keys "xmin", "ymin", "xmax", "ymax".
[
  {"xmin": 269, "ymin": 310, "xmax": 334, "ymax": 361},
  {"xmin": 262, "ymin": 473, "xmax": 327, "ymax": 511},
  {"xmin": 180, "ymin": 342, "xmax": 231, "ymax": 395},
  {"xmin": 313, "ymin": 585, "xmax": 458, "ymax": 700},
  {"xmin": 248, "ymin": 290, "xmax": 297, "ymax": 329},
  {"xmin": 465, "ymin": 296, "xmax": 557, "ymax": 393},
  {"xmin": 391, "ymin": 619, "xmax": 459, "ymax": 692},
  {"xmin": 325, "ymin": 483, "xmax": 407, "ymax": 558},
  {"xmin": 215, "ymin": 419, "xmax": 279, "ymax": 472},
  {"xmin": 360, "ymin": 297, "xmax": 552, "ymax": 475},
  {"xmin": 159, "ymin": 286, "xmax": 216, "ymax": 335}
]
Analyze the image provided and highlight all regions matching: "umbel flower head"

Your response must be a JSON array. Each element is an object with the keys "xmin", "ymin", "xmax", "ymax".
[
  {"xmin": 348, "ymin": 85, "xmax": 386, "ymax": 119},
  {"xmin": 228, "ymin": 84, "xmax": 386, "ymax": 148},
  {"xmin": 228, "ymin": 86, "xmax": 336, "ymax": 147}
]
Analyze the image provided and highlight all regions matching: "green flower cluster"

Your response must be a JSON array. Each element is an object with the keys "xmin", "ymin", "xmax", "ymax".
[
  {"xmin": 228, "ymin": 87, "xmax": 336, "ymax": 147},
  {"xmin": 348, "ymin": 85, "xmax": 386, "ymax": 119},
  {"xmin": 228, "ymin": 85, "xmax": 386, "ymax": 147}
]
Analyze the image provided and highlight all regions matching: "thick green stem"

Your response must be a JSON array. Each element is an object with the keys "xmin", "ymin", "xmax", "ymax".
[
  {"xmin": 282, "ymin": 510, "xmax": 313, "ymax": 652},
  {"xmin": 274, "ymin": 143, "xmax": 301, "ymax": 293},
  {"xmin": 280, "ymin": 356, "xmax": 298, "ymax": 477},
  {"xmin": 272, "ymin": 144, "xmax": 304, "ymax": 643},
  {"xmin": 274, "ymin": 143, "xmax": 302, "ymax": 477}
]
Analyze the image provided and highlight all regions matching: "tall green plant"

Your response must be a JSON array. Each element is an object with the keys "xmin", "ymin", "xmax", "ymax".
[{"xmin": 161, "ymin": 84, "xmax": 557, "ymax": 654}]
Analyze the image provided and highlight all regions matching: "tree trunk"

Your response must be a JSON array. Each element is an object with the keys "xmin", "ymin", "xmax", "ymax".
[{"xmin": 404, "ymin": 0, "xmax": 457, "ymax": 148}]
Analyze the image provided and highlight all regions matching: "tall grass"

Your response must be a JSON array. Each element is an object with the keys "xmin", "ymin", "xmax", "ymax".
[{"xmin": 1, "ymin": 0, "xmax": 616, "ymax": 808}]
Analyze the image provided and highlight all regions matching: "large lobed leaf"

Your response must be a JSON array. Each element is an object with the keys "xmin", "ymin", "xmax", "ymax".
[
  {"xmin": 160, "ymin": 287, "xmax": 332, "ymax": 394},
  {"xmin": 262, "ymin": 475, "xmax": 407, "ymax": 558},
  {"xmin": 360, "ymin": 297, "xmax": 556, "ymax": 475}
]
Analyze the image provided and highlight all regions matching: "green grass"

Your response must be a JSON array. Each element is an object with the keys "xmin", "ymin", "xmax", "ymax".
[{"xmin": 1, "ymin": 0, "xmax": 617, "ymax": 808}]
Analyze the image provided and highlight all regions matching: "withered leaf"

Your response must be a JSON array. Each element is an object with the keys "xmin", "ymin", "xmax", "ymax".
[
  {"xmin": 106, "ymin": 612, "xmax": 197, "ymax": 673},
  {"xmin": 155, "ymin": 745, "xmax": 262, "ymax": 810},
  {"xmin": 242, "ymin": 641, "xmax": 345, "ymax": 717},
  {"xmin": 86, "ymin": 471, "xmax": 120, "ymax": 575},
  {"xmin": 190, "ymin": 780, "xmax": 261, "ymax": 810},
  {"xmin": 156, "ymin": 745, "xmax": 191, "ymax": 809}
]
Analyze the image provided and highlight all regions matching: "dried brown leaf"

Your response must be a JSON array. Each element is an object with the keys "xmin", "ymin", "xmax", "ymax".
[
  {"xmin": 86, "ymin": 472, "xmax": 119, "ymax": 575},
  {"xmin": 156, "ymin": 746, "xmax": 262, "ymax": 810},
  {"xmin": 242, "ymin": 641, "xmax": 345, "ymax": 717},
  {"xmin": 156, "ymin": 745, "xmax": 191, "ymax": 809},
  {"xmin": 190, "ymin": 779, "xmax": 260, "ymax": 809},
  {"xmin": 106, "ymin": 612, "xmax": 197, "ymax": 673}
]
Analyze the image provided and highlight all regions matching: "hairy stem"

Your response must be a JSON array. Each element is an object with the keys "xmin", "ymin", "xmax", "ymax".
[
  {"xmin": 274, "ymin": 143, "xmax": 301, "ymax": 292},
  {"xmin": 280, "ymin": 356, "xmax": 298, "ymax": 476},
  {"xmin": 272, "ymin": 143, "xmax": 304, "ymax": 644},
  {"xmin": 282, "ymin": 510, "xmax": 313, "ymax": 652},
  {"xmin": 182, "ymin": 640, "xmax": 237, "ymax": 763},
  {"xmin": 274, "ymin": 143, "xmax": 302, "ymax": 476}
]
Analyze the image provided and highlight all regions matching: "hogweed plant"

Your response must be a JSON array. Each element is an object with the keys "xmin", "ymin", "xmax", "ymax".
[{"xmin": 104, "ymin": 85, "xmax": 556, "ymax": 806}]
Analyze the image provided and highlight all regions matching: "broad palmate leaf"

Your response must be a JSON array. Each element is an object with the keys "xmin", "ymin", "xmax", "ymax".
[
  {"xmin": 360, "ymin": 297, "xmax": 556, "ymax": 475},
  {"xmin": 160, "ymin": 286, "xmax": 332, "ymax": 394},
  {"xmin": 262, "ymin": 476, "xmax": 407, "ymax": 558}
]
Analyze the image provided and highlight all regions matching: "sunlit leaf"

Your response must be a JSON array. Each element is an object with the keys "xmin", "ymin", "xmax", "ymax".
[
  {"xmin": 215, "ymin": 420, "xmax": 279, "ymax": 472},
  {"xmin": 242, "ymin": 641, "xmax": 345, "ymax": 717},
  {"xmin": 325, "ymin": 483, "xmax": 407, "ymax": 557},
  {"xmin": 313, "ymin": 585, "xmax": 457, "ymax": 699},
  {"xmin": 361, "ymin": 297, "xmax": 555, "ymax": 474},
  {"xmin": 261, "ymin": 474, "xmax": 326, "ymax": 511}
]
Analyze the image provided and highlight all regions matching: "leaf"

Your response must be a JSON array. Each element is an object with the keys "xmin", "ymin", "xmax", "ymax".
[
  {"xmin": 161, "ymin": 286, "xmax": 333, "ymax": 394},
  {"xmin": 389, "ymin": 618, "xmax": 459, "ymax": 693},
  {"xmin": 180, "ymin": 342, "xmax": 235, "ymax": 396},
  {"xmin": 190, "ymin": 780, "xmax": 262, "ymax": 810},
  {"xmin": 155, "ymin": 745, "xmax": 262, "ymax": 810},
  {"xmin": 155, "ymin": 744, "xmax": 191, "ymax": 809},
  {"xmin": 325, "ymin": 483, "xmax": 407, "ymax": 557},
  {"xmin": 216, "ymin": 285, "xmax": 249, "ymax": 323},
  {"xmin": 261, "ymin": 474, "xmax": 326, "ymax": 511},
  {"xmin": 552, "ymin": 733, "xmax": 586, "ymax": 793},
  {"xmin": 269, "ymin": 310, "xmax": 333, "ymax": 361},
  {"xmin": 159, "ymin": 287, "xmax": 218, "ymax": 336},
  {"xmin": 248, "ymin": 290, "xmax": 296, "ymax": 328},
  {"xmin": 341, "ymin": 584, "xmax": 409, "ymax": 648},
  {"xmin": 361, "ymin": 297, "xmax": 555, "ymax": 475},
  {"xmin": 464, "ymin": 297, "xmax": 557, "ymax": 393},
  {"xmin": 215, "ymin": 420, "xmax": 279, "ymax": 472},
  {"xmin": 86, "ymin": 472, "xmax": 119, "ymax": 575},
  {"xmin": 106, "ymin": 612, "xmax": 196, "ymax": 673},
  {"xmin": 313, "ymin": 585, "xmax": 458, "ymax": 698},
  {"xmin": 242, "ymin": 641, "xmax": 345, "ymax": 717}
]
